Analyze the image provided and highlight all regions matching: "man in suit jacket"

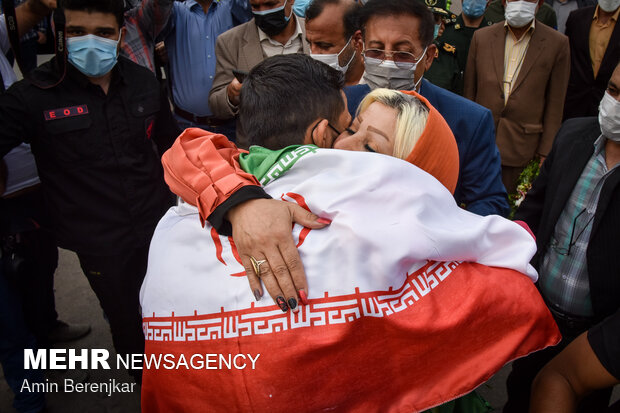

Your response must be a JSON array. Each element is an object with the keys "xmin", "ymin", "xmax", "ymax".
[
  {"xmin": 485, "ymin": 0, "xmax": 558, "ymax": 28},
  {"xmin": 464, "ymin": 0, "xmax": 570, "ymax": 195},
  {"xmin": 344, "ymin": 0, "xmax": 510, "ymax": 217},
  {"xmin": 505, "ymin": 62, "xmax": 620, "ymax": 412},
  {"xmin": 544, "ymin": 0, "xmax": 597, "ymax": 33},
  {"xmin": 209, "ymin": 0, "xmax": 311, "ymax": 147},
  {"xmin": 563, "ymin": 4, "xmax": 620, "ymax": 120}
]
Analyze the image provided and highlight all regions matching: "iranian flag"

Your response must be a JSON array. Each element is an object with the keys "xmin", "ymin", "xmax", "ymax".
[{"xmin": 140, "ymin": 146, "xmax": 560, "ymax": 412}]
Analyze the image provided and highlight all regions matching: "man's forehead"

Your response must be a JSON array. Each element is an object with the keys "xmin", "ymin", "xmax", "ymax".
[
  {"xmin": 364, "ymin": 14, "xmax": 422, "ymax": 47},
  {"xmin": 307, "ymin": 4, "xmax": 347, "ymax": 32},
  {"xmin": 64, "ymin": 9, "xmax": 119, "ymax": 30},
  {"xmin": 306, "ymin": 6, "xmax": 347, "ymax": 41}
]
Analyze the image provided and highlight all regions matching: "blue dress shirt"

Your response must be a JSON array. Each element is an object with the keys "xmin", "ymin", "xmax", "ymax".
[{"xmin": 165, "ymin": 0, "xmax": 251, "ymax": 117}]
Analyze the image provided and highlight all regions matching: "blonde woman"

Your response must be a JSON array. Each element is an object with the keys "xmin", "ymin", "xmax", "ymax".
[{"xmin": 334, "ymin": 88, "xmax": 459, "ymax": 193}]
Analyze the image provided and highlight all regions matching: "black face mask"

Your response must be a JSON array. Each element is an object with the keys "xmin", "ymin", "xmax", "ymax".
[{"xmin": 253, "ymin": 1, "xmax": 292, "ymax": 37}]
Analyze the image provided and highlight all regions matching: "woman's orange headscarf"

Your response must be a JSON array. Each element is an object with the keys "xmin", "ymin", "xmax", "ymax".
[{"xmin": 400, "ymin": 90, "xmax": 459, "ymax": 194}]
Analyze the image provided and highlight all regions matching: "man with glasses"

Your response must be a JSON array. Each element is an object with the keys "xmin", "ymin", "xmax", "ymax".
[
  {"xmin": 346, "ymin": 0, "xmax": 510, "ymax": 218},
  {"xmin": 464, "ymin": 0, "xmax": 570, "ymax": 195},
  {"xmin": 506, "ymin": 61, "xmax": 620, "ymax": 413}
]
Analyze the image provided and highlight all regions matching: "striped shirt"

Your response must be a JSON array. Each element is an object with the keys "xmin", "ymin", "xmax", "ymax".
[
  {"xmin": 503, "ymin": 19, "xmax": 535, "ymax": 104},
  {"xmin": 121, "ymin": 0, "xmax": 174, "ymax": 72},
  {"xmin": 539, "ymin": 136, "xmax": 620, "ymax": 317}
]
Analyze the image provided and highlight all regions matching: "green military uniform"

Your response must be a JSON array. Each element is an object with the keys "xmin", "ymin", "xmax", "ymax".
[
  {"xmin": 425, "ymin": 14, "xmax": 493, "ymax": 95},
  {"xmin": 484, "ymin": 0, "xmax": 558, "ymax": 28}
]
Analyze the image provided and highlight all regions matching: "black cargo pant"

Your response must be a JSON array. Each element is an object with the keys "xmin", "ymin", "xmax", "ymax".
[
  {"xmin": 77, "ymin": 244, "xmax": 149, "ymax": 383},
  {"xmin": 1, "ymin": 189, "xmax": 59, "ymax": 344}
]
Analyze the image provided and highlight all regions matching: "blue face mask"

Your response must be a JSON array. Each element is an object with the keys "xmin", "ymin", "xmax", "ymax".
[
  {"xmin": 433, "ymin": 23, "xmax": 441, "ymax": 39},
  {"xmin": 67, "ymin": 34, "xmax": 120, "ymax": 77},
  {"xmin": 462, "ymin": 0, "xmax": 488, "ymax": 18}
]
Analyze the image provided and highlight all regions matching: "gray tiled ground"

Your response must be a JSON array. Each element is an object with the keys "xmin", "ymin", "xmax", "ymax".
[{"xmin": 0, "ymin": 249, "xmax": 140, "ymax": 413}]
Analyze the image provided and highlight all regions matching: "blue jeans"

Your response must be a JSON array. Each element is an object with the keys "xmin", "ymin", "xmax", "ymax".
[{"xmin": 0, "ymin": 266, "xmax": 45, "ymax": 413}]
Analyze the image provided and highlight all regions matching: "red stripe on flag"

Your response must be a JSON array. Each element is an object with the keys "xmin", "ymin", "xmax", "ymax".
[{"xmin": 210, "ymin": 227, "xmax": 225, "ymax": 265}]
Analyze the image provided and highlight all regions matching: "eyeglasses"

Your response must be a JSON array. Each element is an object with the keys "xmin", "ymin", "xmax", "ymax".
[
  {"xmin": 550, "ymin": 208, "xmax": 595, "ymax": 256},
  {"xmin": 327, "ymin": 123, "xmax": 342, "ymax": 135},
  {"xmin": 309, "ymin": 121, "xmax": 345, "ymax": 147},
  {"xmin": 363, "ymin": 48, "xmax": 425, "ymax": 68}
]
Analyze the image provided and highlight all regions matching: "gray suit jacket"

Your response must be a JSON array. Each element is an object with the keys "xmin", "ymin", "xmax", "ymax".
[{"xmin": 208, "ymin": 17, "xmax": 310, "ymax": 147}]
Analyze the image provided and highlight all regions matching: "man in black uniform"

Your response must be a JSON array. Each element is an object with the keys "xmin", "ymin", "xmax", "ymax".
[
  {"xmin": 0, "ymin": 0, "xmax": 179, "ymax": 382},
  {"xmin": 425, "ymin": 0, "xmax": 493, "ymax": 95},
  {"xmin": 423, "ymin": 0, "xmax": 458, "ymax": 39}
]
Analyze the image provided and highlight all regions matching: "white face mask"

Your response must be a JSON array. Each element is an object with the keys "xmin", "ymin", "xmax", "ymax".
[
  {"xmin": 598, "ymin": 0, "xmax": 620, "ymax": 12},
  {"xmin": 505, "ymin": 0, "xmax": 537, "ymax": 28},
  {"xmin": 362, "ymin": 47, "xmax": 427, "ymax": 91},
  {"xmin": 599, "ymin": 91, "xmax": 620, "ymax": 142},
  {"xmin": 310, "ymin": 37, "xmax": 356, "ymax": 74}
]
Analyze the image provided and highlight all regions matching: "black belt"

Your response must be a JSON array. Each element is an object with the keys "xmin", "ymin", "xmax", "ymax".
[
  {"xmin": 547, "ymin": 305, "xmax": 595, "ymax": 339},
  {"xmin": 173, "ymin": 106, "xmax": 227, "ymax": 127}
]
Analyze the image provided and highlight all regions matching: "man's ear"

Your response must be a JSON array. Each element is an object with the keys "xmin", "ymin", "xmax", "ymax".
[
  {"xmin": 353, "ymin": 29, "xmax": 363, "ymax": 53},
  {"xmin": 303, "ymin": 119, "xmax": 330, "ymax": 147},
  {"xmin": 119, "ymin": 26, "xmax": 127, "ymax": 48},
  {"xmin": 423, "ymin": 43, "xmax": 436, "ymax": 71},
  {"xmin": 314, "ymin": 119, "xmax": 331, "ymax": 147}
]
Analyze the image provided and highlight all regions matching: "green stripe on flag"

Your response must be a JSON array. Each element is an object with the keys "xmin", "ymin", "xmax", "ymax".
[{"xmin": 239, "ymin": 145, "xmax": 319, "ymax": 186}]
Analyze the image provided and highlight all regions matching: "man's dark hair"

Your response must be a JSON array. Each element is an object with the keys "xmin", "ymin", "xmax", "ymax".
[
  {"xmin": 59, "ymin": 0, "xmax": 125, "ymax": 28},
  {"xmin": 305, "ymin": 0, "xmax": 361, "ymax": 39},
  {"xmin": 240, "ymin": 54, "xmax": 345, "ymax": 150},
  {"xmin": 358, "ymin": 0, "xmax": 434, "ymax": 47}
]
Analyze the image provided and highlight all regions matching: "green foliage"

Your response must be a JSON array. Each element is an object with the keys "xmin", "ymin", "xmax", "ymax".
[{"xmin": 508, "ymin": 157, "xmax": 541, "ymax": 219}]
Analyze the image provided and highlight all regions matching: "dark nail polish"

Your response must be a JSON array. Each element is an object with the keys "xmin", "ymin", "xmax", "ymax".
[
  {"xmin": 276, "ymin": 296, "xmax": 288, "ymax": 312},
  {"xmin": 299, "ymin": 289, "xmax": 308, "ymax": 305},
  {"xmin": 288, "ymin": 297, "xmax": 298, "ymax": 310},
  {"xmin": 253, "ymin": 289, "xmax": 262, "ymax": 301}
]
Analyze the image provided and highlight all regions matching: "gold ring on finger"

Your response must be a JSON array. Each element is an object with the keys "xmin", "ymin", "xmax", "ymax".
[{"xmin": 249, "ymin": 256, "xmax": 267, "ymax": 277}]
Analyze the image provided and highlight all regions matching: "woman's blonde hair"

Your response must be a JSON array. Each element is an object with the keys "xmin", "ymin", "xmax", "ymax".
[{"xmin": 357, "ymin": 89, "xmax": 429, "ymax": 159}]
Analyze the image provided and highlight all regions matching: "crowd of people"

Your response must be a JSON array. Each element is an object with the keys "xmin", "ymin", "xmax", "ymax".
[{"xmin": 0, "ymin": 0, "xmax": 618, "ymax": 412}]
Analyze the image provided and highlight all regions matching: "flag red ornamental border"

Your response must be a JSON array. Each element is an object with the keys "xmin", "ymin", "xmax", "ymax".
[{"xmin": 142, "ymin": 261, "xmax": 560, "ymax": 412}]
